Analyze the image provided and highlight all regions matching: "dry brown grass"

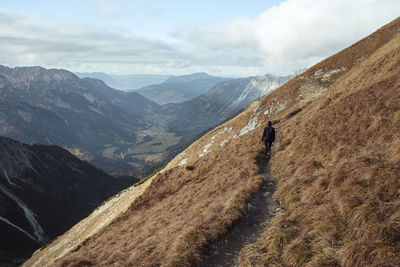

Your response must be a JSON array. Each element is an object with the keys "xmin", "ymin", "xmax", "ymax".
[
  {"xmin": 239, "ymin": 17, "xmax": 400, "ymax": 267},
  {"xmin": 26, "ymin": 97, "xmax": 269, "ymax": 266},
  {"xmin": 26, "ymin": 17, "xmax": 400, "ymax": 267}
]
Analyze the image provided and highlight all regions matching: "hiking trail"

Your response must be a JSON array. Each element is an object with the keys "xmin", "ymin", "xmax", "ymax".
[{"xmin": 197, "ymin": 152, "xmax": 278, "ymax": 267}]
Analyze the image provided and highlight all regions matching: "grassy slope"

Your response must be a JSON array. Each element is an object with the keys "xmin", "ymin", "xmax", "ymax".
[
  {"xmin": 25, "ymin": 91, "xmax": 270, "ymax": 265},
  {"xmin": 25, "ymin": 18, "xmax": 400, "ymax": 267},
  {"xmin": 240, "ymin": 18, "xmax": 400, "ymax": 266}
]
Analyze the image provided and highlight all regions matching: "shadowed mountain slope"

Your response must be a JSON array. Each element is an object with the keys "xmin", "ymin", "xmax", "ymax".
[
  {"xmin": 25, "ymin": 17, "xmax": 400, "ymax": 267},
  {"xmin": 0, "ymin": 136, "xmax": 137, "ymax": 266}
]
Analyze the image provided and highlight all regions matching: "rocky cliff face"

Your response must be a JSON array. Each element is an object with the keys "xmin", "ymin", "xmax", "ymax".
[
  {"xmin": 0, "ymin": 136, "xmax": 137, "ymax": 266},
  {"xmin": 0, "ymin": 65, "xmax": 77, "ymax": 85}
]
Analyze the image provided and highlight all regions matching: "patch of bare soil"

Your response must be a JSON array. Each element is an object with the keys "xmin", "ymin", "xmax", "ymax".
[{"xmin": 198, "ymin": 152, "xmax": 277, "ymax": 267}]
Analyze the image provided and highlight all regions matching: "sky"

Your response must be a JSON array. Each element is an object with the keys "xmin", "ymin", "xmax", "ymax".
[{"xmin": 0, "ymin": 0, "xmax": 399, "ymax": 77}]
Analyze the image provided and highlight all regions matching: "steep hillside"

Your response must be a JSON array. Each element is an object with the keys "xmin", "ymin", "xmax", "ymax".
[
  {"xmin": 0, "ymin": 136, "xmax": 137, "ymax": 266},
  {"xmin": 135, "ymin": 72, "xmax": 231, "ymax": 105},
  {"xmin": 25, "ymin": 17, "xmax": 400, "ymax": 267},
  {"xmin": 239, "ymin": 17, "xmax": 400, "ymax": 267},
  {"xmin": 24, "ymin": 99, "xmax": 267, "ymax": 267}
]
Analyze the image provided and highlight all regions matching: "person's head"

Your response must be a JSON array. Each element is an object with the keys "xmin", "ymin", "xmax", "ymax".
[{"xmin": 268, "ymin": 121, "xmax": 272, "ymax": 127}]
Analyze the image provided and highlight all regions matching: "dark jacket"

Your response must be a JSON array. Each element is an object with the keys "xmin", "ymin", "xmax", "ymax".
[{"xmin": 262, "ymin": 126, "xmax": 275, "ymax": 143}]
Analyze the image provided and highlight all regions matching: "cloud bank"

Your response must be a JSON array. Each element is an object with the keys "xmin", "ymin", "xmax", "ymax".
[
  {"xmin": 178, "ymin": 0, "xmax": 400, "ymax": 75},
  {"xmin": 0, "ymin": 0, "xmax": 399, "ymax": 76}
]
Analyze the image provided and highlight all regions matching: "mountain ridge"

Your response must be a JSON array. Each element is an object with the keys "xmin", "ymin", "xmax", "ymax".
[
  {"xmin": 75, "ymin": 72, "xmax": 171, "ymax": 91},
  {"xmin": 134, "ymin": 73, "xmax": 232, "ymax": 105},
  {"xmin": 163, "ymin": 72, "xmax": 216, "ymax": 83}
]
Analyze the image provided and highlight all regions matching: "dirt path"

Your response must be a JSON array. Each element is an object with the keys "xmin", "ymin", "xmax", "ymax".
[{"xmin": 197, "ymin": 153, "xmax": 277, "ymax": 267}]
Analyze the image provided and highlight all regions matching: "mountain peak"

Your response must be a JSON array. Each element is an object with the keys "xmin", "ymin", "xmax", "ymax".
[
  {"xmin": 0, "ymin": 65, "xmax": 79, "ymax": 85},
  {"xmin": 163, "ymin": 72, "xmax": 214, "ymax": 84}
]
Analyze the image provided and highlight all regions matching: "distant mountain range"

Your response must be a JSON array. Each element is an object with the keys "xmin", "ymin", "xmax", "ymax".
[
  {"xmin": 77, "ymin": 72, "xmax": 233, "ymax": 105},
  {"xmin": 0, "ymin": 65, "xmax": 289, "ymax": 176},
  {"xmin": 0, "ymin": 136, "xmax": 137, "ymax": 266},
  {"xmin": 165, "ymin": 74, "xmax": 291, "ymax": 141},
  {"xmin": 134, "ymin": 73, "xmax": 232, "ymax": 105},
  {"xmin": 0, "ymin": 65, "xmax": 159, "ymax": 174},
  {"xmin": 75, "ymin": 72, "xmax": 170, "ymax": 91}
]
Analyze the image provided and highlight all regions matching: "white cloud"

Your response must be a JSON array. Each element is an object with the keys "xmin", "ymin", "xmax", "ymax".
[
  {"xmin": 0, "ymin": 8, "xmax": 184, "ymax": 73},
  {"xmin": 0, "ymin": 0, "xmax": 399, "ymax": 76},
  {"xmin": 178, "ymin": 0, "xmax": 400, "ymax": 75},
  {"xmin": 252, "ymin": 0, "xmax": 400, "ymax": 73}
]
